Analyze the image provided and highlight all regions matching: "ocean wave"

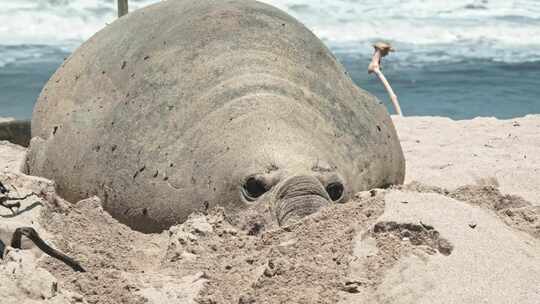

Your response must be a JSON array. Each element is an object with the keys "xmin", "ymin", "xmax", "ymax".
[
  {"xmin": 270, "ymin": 0, "xmax": 540, "ymax": 64},
  {"xmin": 1, "ymin": 0, "xmax": 540, "ymax": 65},
  {"xmin": 0, "ymin": 0, "xmax": 156, "ymax": 46},
  {"xmin": 0, "ymin": 45, "xmax": 69, "ymax": 68}
]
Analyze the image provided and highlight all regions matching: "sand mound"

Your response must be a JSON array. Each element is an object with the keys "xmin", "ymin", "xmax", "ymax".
[
  {"xmin": 343, "ymin": 189, "xmax": 540, "ymax": 304},
  {"xmin": 403, "ymin": 182, "xmax": 540, "ymax": 239},
  {"xmin": 2, "ymin": 174, "xmax": 539, "ymax": 303},
  {"xmin": 2, "ymin": 182, "xmax": 540, "ymax": 303},
  {"xmin": 34, "ymin": 186, "xmax": 385, "ymax": 303}
]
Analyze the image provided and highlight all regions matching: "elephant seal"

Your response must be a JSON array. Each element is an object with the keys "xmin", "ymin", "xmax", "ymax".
[{"xmin": 27, "ymin": 0, "xmax": 405, "ymax": 232}]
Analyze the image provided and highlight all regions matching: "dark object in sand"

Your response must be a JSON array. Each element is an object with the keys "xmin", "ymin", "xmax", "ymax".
[
  {"xmin": 0, "ymin": 181, "xmax": 36, "ymax": 214},
  {"xmin": 1, "ymin": 196, "xmax": 22, "ymax": 214},
  {"xmin": 0, "ymin": 120, "xmax": 31, "ymax": 147},
  {"xmin": 10, "ymin": 227, "xmax": 86, "ymax": 272},
  {"xmin": 0, "ymin": 181, "xmax": 8, "ymax": 194}
]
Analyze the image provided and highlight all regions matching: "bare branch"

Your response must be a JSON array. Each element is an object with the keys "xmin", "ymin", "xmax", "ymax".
[{"xmin": 368, "ymin": 42, "xmax": 403, "ymax": 116}]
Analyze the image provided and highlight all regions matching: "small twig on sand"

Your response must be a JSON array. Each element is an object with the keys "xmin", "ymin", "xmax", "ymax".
[
  {"xmin": 10, "ymin": 227, "xmax": 86, "ymax": 272},
  {"xmin": 368, "ymin": 42, "xmax": 403, "ymax": 116}
]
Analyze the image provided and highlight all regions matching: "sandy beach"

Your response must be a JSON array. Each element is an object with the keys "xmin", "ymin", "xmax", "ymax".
[
  {"xmin": 2, "ymin": 1, "xmax": 539, "ymax": 303},
  {"xmin": 1, "ymin": 115, "xmax": 539, "ymax": 303}
]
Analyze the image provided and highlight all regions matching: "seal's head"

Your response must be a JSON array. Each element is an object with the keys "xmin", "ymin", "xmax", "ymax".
[
  {"xmin": 231, "ymin": 136, "xmax": 350, "ymax": 227},
  {"xmin": 169, "ymin": 94, "xmax": 393, "ymax": 231},
  {"xmin": 229, "ymin": 140, "xmax": 348, "ymax": 228}
]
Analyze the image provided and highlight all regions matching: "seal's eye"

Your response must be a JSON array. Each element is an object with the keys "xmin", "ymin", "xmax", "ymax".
[
  {"xmin": 243, "ymin": 176, "xmax": 268, "ymax": 201},
  {"xmin": 326, "ymin": 182, "xmax": 344, "ymax": 202}
]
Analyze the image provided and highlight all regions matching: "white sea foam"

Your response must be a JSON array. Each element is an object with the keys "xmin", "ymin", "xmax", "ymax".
[
  {"xmin": 268, "ymin": 0, "xmax": 540, "ymax": 63},
  {"xmin": 1, "ymin": 0, "xmax": 540, "ymax": 65},
  {"xmin": 0, "ymin": 0, "xmax": 156, "ymax": 47}
]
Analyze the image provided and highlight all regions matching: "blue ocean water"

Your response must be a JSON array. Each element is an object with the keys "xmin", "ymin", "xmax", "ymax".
[{"xmin": 1, "ymin": 0, "xmax": 540, "ymax": 119}]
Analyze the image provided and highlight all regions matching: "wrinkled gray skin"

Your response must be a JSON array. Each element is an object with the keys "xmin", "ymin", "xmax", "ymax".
[{"xmin": 27, "ymin": 0, "xmax": 405, "ymax": 232}]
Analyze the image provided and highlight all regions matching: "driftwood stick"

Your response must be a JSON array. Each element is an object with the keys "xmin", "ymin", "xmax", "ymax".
[
  {"xmin": 10, "ymin": 227, "xmax": 86, "ymax": 272},
  {"xmin": 0, "ymin": 120, "xmax": 31, "ymax": 147},
  {"xmin": 368, "ymin": 42, "xmax": 403, "ymax": 116}
]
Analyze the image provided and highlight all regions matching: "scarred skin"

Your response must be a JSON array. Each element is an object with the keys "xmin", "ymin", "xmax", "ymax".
[{"xmin": 27, "ymin": 0, "xmax": 405, "ymax": 232}]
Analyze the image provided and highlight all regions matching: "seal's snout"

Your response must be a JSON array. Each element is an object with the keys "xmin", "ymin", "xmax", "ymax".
[{"xmin": 274, "ymin": 175, "xmax": 332, "ymax": 226}]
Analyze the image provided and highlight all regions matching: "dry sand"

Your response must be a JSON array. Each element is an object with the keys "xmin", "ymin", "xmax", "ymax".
[
  {"xmin": 393, "ymin": 115, "xmax": 540, "ymax": 204},
  {"xmin": 1, "ymin": 115, "xmax": 539, "ymax": 304}
]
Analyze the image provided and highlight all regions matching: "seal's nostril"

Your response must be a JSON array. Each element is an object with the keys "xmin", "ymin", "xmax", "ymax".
[
  {"xmin": 276, "ymin": 175, "xmax": 329, "ymax": 201},
  {"xmin": 326, "ymin": 182, "xmax": 344, "ymax": 202},
  {"xmin": 273, "ymin": 175, "xmax": 332, "ymax": 226}
]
